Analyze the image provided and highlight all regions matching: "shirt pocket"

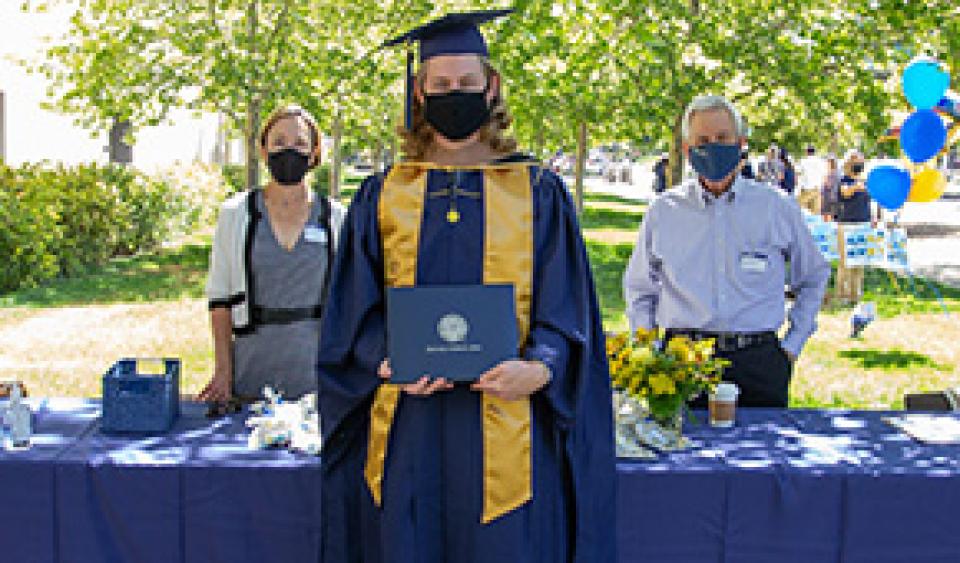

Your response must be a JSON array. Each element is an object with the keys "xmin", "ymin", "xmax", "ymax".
[
  {"xmin": 737, "ymin": 250, "xmax": 772, "ymax": 282},
  {"xmin": 736, "ymin": 244, "xmax": 786, "ymax": 296}
]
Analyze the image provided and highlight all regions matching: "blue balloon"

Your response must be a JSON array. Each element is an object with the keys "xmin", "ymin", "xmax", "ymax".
[
  {"xmin": 899, "ymin": 110, "xmax": 947, "ymax": 163},
  {"xmin": 867, "ymin": 165, "xmax": 911, "ymax": 211},
  {"xmin": 936, "ymin": 90, "xmax": 960, "ymax": 120},
  {"xmin": 903, "ymin": 60, "xmax": 950, "ymax": 109}
]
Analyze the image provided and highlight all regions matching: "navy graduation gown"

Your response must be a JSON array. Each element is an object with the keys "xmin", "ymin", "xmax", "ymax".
[{"xmin": 317, "ymin": 163, "xmax": 616, "ymax": 563}]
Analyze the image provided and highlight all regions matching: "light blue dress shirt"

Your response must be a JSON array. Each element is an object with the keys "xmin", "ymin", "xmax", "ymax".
[{"xmin": 623, "ymin": 176, "xmax": 831, "ymax": 357}]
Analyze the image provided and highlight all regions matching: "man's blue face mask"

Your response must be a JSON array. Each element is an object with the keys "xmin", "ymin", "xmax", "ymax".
[{"xmin": 688, "ymin": 143, "xmax": 742, "ymax": 182}]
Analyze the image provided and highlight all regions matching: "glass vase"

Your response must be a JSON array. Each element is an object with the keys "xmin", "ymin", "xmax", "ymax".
[
  {"xmin": 649, "ymin": 402, "xmax": 689, "ymax": 451},
  {"xmin": 612, "ymin": 391, "xmax": 655, "ymax": 458}
]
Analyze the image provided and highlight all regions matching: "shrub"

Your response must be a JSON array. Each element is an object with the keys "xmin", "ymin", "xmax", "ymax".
[
  {"xmin": 0, "ymin": 161, "xmax": 224, "ymax": 293},
  {"xmin": 221, "ymin": 164, "xmax": 247, "ymax": 196}
]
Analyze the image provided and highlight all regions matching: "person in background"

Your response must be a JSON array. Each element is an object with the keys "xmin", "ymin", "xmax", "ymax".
[
  {"xmin": 837, "ymin": 151, "xmax": 873, "ymax": 224},
  {"xmin": 834, "ymin": 150, "xmax": 875, "ymax": 303},
  {"xmin": 740, "ymin": 149, "xmax": 756, "ymax": 179},
  {"xmin": 820, "ymin": 154, "xmax": 840, "ymax": 221},
  {"xmin": 624, "ymin": 95, "xmax": 830, "ymax": 408},
  {"xmin": 652, "ymin": 151, "xmax": 670, "ymax": 194},
  {"xmin": 201, "ymin": 105, "xmax": 346, "ymax": 403},
  {"xmin": 758, "ymin": 145, "xmax": 784, "ymax": 186},
  {"xmin": 779, "ymin": 147, "xmax": 797, "ymax": 195},
  {"xmin": 797, "ymin": 145, "xmax": 826, "ymax": 214}
]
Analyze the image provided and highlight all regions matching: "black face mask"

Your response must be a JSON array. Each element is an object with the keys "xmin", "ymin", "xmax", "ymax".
[
  {"xmin": 423, "ymin": 90, "xmax": 492, "ymax": 141},
  {"xmin": 851, "ymin": 163, "xmax": 865, "ymax": 174},
  {"xmin": 267, "ymin": 148, "xmax": 310, "ymax": 185}
]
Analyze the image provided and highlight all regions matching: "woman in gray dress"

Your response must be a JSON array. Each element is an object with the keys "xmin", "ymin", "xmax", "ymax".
[{"xmin": 200, "ymin": 105, "xmax": 346, "ymax": 402}]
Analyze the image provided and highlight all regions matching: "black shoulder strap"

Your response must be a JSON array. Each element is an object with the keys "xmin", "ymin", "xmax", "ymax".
[
  {"xmin": 235, "ymin": 189, "xmax": 262, "ymax": 336},
  {"xmin": 318, "ymin": 195, "xmax": 334, "ymax": 310}
]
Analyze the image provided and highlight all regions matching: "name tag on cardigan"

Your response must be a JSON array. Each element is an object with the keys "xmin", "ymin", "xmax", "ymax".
[{"xmin": 303, "ymin": 226, "xmax": 327, "ymax": 244}]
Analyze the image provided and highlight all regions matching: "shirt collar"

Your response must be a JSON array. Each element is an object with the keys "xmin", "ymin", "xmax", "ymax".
[{"xmin": 691, "ymin": 175, "xmax": 741, "ymax": 208}]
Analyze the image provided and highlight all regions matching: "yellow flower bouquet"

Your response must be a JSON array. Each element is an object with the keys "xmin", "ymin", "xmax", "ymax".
[{"xmin": 607, "ymin": 328, "xmax": 729, "ymax": 432}]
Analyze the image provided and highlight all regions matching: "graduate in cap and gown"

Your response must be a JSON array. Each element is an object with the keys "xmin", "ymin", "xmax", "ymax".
[{"xmin": 316, "ymin": 10, "xmax": 616, "ymax": 563}]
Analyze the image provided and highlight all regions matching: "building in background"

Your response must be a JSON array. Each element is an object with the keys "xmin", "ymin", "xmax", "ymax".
[{"xmin": 0, "ymin": 3, "xmax": 224, "ymax": 170}]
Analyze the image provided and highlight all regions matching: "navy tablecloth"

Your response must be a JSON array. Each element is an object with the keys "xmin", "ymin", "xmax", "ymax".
[
  {"xmin": 2, "ymin": 401, "xmax": 959, "ymax": 563},
  {"xmin": 618, "ymin": 409, "xmax": 960, "ymax": 563}
]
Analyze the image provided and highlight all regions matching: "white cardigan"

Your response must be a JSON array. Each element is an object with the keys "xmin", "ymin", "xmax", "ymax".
[{"xmin": 206, "ymin": 189, "xmax": 346, "ymax": 332}]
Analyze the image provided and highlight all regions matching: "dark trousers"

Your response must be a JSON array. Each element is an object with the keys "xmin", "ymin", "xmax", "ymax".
[{"xmin": 690, "ymin": 340, "xmax": 793, "ymax": 409}]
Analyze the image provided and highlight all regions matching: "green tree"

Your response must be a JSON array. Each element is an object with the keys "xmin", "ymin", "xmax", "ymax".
[
  {"xmin": 24, "ymin": 0, "xmax": 429, "ymax": 193},
  {"xmin": 500, "ymin": 1, "xmax": 916, "ymax": 187},
  {"xmin": 25, "ymin": 0, "xmax": 945, "ymax": 197}
]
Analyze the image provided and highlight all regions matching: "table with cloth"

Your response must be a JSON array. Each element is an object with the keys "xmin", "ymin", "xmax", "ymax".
[{"xmin": 2, "ymin": 400, "xmax": 959, "ymax": 563}]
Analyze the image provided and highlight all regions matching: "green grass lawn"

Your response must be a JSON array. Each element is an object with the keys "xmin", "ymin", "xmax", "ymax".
[
  {"xmin": 586, "ymin": 241, "xmax": 633, "ymax": 330},
  {"xmin": 2, "ymin": 191, "xmax": 958, "ymax": 408},
  {"xmin": 852, "ymin": 268, "xmax": 960, "ymax": 316},
  {"xmin": 580, "ymin": 207, "xmax": 645, "ymax": 231},
  {"xmin": 0, "ymin": 239, "xmax": 210, "ymax": 308},
  {"xmin": 583, "ymin": 192, "xmax": 646, "ymax": 206}
]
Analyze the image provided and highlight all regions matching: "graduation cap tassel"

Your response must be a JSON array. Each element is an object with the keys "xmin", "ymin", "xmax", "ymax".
[{"xmin": 405, "ymin": 47, "xmax": 415, "ymax": 130}]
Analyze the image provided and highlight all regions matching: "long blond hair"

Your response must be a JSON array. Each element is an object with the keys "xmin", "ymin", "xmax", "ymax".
[{"xmin": 398, "ymin": 58, "xmax": 517, "ymax": 161}]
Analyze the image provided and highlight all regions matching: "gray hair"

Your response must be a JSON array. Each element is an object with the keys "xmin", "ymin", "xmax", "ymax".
[
  {"xmin": 681, "ymin": 95, "xmax": 746, "ymax": 142},
  {"xmin": 843, "ymin": 149, "xmax": 864, "ymax": 162}
]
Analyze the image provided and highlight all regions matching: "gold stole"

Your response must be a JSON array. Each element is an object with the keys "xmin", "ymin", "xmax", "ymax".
[{"xmin": 364, "ymin": 162, "xmax": 534, "ymax": 524}]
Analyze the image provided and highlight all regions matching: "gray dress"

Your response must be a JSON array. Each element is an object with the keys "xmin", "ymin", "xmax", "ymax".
[{"xmin": 233, "ymin": 191, "xmax": 329, "ymax": 399}]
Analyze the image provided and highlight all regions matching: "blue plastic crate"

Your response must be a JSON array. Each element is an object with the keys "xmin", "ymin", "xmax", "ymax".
[{"xmin": 101, "ymin": 358, "xmax": 180, "ymax": 434}]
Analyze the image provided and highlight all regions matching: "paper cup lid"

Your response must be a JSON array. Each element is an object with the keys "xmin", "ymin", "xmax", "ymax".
[{"xmin": 713, "ymin": 382, "xmax": 740, "ymax": 401}]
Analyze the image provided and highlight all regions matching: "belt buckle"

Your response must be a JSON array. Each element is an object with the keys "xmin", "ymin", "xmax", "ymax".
[
  {"xmin": 716, "ymin": 333, "xmax": 733, "ymax": 352},
  {"xmin": 716, "ymin": 332, "xmax": 746, "ymax": 352},
  {"xmin": 737, "ymin": 334, "xmax": 748, "ymax": 350}
]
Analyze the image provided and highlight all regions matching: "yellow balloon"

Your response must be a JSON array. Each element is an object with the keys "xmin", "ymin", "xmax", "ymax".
[{"xmin": 909, "ymin": 168, "xmax": 948, "ymax": 202}]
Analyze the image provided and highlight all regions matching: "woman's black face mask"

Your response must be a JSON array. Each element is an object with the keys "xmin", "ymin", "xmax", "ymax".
[
  {"xmin": 423, "ymin": 86, "xmax": 492, "ymax": 142},
  {"xmin": 267, "ymin": 148, "xmax": 311, "ymax": 185}
]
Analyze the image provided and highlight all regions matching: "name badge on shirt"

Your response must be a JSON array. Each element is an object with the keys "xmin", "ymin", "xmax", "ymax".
[
  {"xmin": 303, "ymin": 226, "xmax": 327, "ymax": 244},
  {"xmin": 740, "ymin": 252, "xmax": 768, "ymax": 273}
]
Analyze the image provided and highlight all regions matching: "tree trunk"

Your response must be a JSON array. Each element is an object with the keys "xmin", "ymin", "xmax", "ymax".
[
  {"xmin": 108, "ymin": 119, "xmax": 133, "ymax": 165},
  {"xmin": 329, "ymin": 113, "xmax": 343, "ymax": 199},
  {"xmin": 244, "ymin": 0, "xmax": 260, "ymax": 190},
  {"xmin": 0, "ymin": 90, "xmax": 6, "ymax": 163},
  {"xmin": 213, "ymin": 113, "xmax": 226, "ymax": 166},
  {"xmin": 224, "ymin": 127, "xmax": 232, "ymax": 165},
  {"xmin": 574, "ymin": 120, "xmax": 588, "ymax": 214},
  {"xmin": 668, "ymin": 110, "xmax": 685, "ymax": 187},
  {"xmin": 374, "ymin": 141, "xmax": 385, "ymax": 175},
  {"xmin": 535, "ymin": 127, "xmax": 545, "ymax": 161},
  {"xmin": 245, "ymin": 99, "xmax": 260, "ymax": 190}
]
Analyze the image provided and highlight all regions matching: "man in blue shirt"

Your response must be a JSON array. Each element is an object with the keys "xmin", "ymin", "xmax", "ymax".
[{"xmin": 623, "ymin": 95, "xmax": 831, "ymax": 407}]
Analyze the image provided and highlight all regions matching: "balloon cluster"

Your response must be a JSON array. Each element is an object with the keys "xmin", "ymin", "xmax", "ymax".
[{"xmin": 868, "ymin": 58, "xmax": 955, "ymax": 210}]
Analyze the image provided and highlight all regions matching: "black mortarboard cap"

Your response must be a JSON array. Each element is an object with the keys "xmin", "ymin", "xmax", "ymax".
[{"xmin": 382, "ymin": 9, "xmax": 513, "ymax": 129}]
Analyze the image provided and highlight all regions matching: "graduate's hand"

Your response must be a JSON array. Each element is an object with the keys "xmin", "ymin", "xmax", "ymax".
[
  {"xmin": 471, "ymin": 360, "xmax": 551, "ymax": 401},
  {"xmin": 401, "ymin": 376, "xmax": 454, "ymax": 396},
  {"xmin": 378, "ymin": 359, "xmax": 453, "ymax": 396}
]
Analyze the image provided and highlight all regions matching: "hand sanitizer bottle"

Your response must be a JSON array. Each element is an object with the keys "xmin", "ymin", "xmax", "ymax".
[{"xmin": 4, "ymin": 385, "xmax": 31, "ymax": 449}]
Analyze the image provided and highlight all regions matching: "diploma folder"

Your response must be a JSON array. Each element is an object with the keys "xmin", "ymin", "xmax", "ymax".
[{"xmin": 386, "ymin": 285, "xmax": 518, "ymax": 384}]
